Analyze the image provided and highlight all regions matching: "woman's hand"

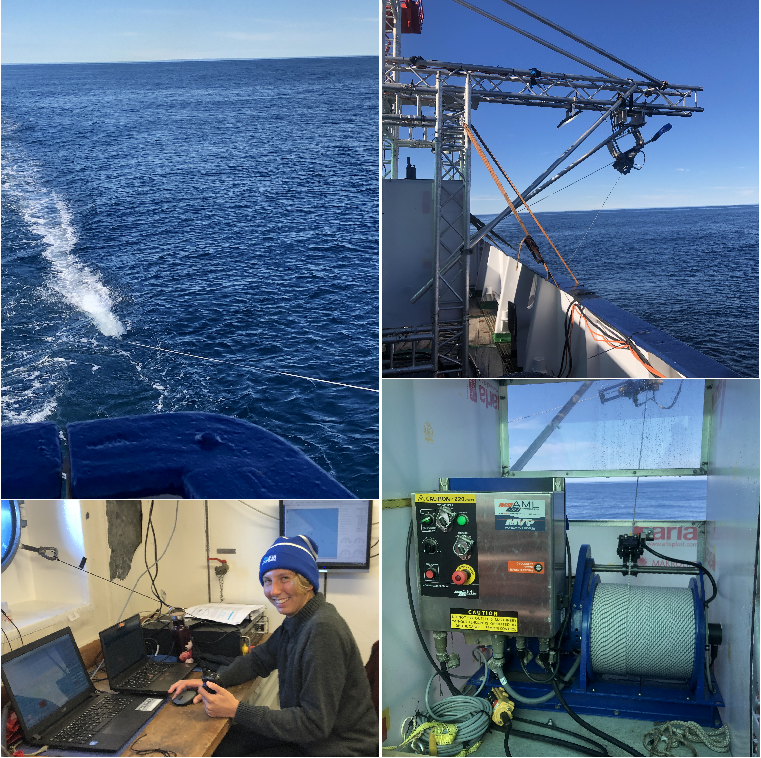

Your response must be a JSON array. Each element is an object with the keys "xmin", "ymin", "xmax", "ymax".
[
  {"xmin": 167, "ymin": 679, "xmax": 203, "ymax": 704},
  {"xmin": 199, "ymin": 681, "xmax": 240, "ymax": 719}
]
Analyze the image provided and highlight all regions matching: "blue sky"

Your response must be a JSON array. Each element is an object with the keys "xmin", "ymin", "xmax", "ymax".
[
  {"xmin": 394, "ymin": 0, "xmax": 758, "ymax": 212},
  {"xmin": 1, "ymin": 0, "xmax": 377, "ymax": 64}
]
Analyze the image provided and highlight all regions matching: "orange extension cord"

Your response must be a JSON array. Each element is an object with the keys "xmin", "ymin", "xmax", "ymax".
[{"xmin": 567, "ymin": 301, "xmax": 665, "ymax": 378}]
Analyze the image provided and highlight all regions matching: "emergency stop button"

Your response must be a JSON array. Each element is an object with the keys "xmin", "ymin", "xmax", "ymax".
[{"xmin": 452, "ymin": 567, "xmax": 473, "ymax": 585}]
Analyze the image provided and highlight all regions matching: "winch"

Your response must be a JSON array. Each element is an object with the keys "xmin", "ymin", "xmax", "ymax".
[{"xmin": 411, "ymin": 479, "xmax": 724, "ymax": 729}]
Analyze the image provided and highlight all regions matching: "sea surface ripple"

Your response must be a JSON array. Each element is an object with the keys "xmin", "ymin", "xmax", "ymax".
[
  {"xmin": 488, "ymin": 204, "xmax": 758, "ymax": 377},
  {"xmin": 2, "ymin": 57, "xmax": 378, "ymax": 497}
]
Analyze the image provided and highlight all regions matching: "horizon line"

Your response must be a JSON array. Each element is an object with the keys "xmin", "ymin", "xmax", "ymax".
[
  {"xmin": 1, "ymin": 54, "xmax": 377, "ymax": 66},
  {"xmin": 476, "ymin": 202, "xmax": 759, "ymax": 214}
]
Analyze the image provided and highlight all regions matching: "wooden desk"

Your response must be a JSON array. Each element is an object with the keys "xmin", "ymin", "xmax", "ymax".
[{"xmin": 119, "ymin": 671, "xmax": 262, "ymax": 757}]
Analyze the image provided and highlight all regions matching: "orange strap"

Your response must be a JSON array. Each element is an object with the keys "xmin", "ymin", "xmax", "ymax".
[
  {"xmin": 464, "ymin": 122, "xmax": 530, "ymax": 240},
  {"xmin": 467, "ymin": 123, "xmax": 579, "ymax": 286},
  {"xmin": 466, "ymin": 125, "xmax": 557, "ymax": 283}
]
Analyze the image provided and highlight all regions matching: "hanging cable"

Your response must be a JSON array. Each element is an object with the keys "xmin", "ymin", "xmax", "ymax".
[
  {"xmin": 648, "ymin": 380, "xmax": 683, "ymax": 410},
  {"xmin": 642, "ymin": 544, "xmax": 717, "ymax": 605},
  {"xmin": 1, "ymin": 610, "xmax": 23, "ymax": 648},
  {"xmin": 118, "ymin": 502, "xmax": 180, "ymax": 621},
  {"xmin": 405, "ymin": 522, "xmax": 461, "ymax": 697}
]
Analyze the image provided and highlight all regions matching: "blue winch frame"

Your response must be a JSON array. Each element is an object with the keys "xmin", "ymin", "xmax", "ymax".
[{"xmin": 466, "ymin": 544, "xmax": 724, "ymax": 727}]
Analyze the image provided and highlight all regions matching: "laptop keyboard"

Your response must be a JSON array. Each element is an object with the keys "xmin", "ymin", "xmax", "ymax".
[
  {"xmin": 120, "ymin": 661, "xmax": 174, "ymax": 689},
  {"xmin": 50, "ymin": 695, "xmax": 133, "ymax": 744}
]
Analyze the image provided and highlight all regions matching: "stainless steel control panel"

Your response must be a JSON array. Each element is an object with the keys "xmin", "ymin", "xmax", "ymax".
[{"xmin": 412, "ymin": 489, "xmax": 566, "ymax": 638}]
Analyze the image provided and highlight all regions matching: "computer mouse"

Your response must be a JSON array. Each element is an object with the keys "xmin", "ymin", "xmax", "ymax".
[{"xmin": 171, "ymin": 689, "xmax": 197, "ymax": 706}]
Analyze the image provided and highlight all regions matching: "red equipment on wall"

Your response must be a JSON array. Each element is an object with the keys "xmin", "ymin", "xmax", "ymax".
[{"xmin": 400, "ymin": 0, "xmax": 423, "ymax": 34}]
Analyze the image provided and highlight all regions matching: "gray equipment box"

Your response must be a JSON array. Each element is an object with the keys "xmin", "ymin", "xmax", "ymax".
[{"xmin": 412, "ymin": 489, "xmax": 566, "ymax": 639}]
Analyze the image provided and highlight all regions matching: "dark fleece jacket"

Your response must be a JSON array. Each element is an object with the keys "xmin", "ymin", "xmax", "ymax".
[{"xmin": 216, "ymin": 593, "xmax": 378, "ymax": 756}]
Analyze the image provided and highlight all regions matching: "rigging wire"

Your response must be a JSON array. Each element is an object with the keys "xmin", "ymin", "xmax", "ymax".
[
  {"xmin": 522, "ymin": 161, "xmax": 614, "ymax": 207},
  {"xmin": 114, "ymin": 339, "xmax": 379, "ymax": 394},
  {"xmin": 631, "ymin": 399, "xmax": 648, "ymax": 531},
  {"xmin": 566, "ymin": 173, "xmax": 622, "ymax": 264}
]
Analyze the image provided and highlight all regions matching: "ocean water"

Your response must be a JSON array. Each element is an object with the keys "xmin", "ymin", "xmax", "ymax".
[
  {"xmin": 486, "ymin": 204, "xmax": 758, "ymax": 377},
  {"xmin": 566, "ymin": 477, "xmax": 707, "ymax": 521},
  {"xmin": 1, "ymin": 57, "xmax": 378, "ymax": 497}
]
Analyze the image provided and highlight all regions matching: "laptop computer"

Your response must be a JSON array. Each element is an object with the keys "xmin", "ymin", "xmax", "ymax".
[
  {"xmin": 99, "ymin": 614, "xmax": 192, "ymax": 695},
  {"xmin": 1, "ymin": 627, "xmax": 163, "ymax": 752}
]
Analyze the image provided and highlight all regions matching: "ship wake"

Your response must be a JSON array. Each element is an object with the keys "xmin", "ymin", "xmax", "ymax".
[{"xmin": 4, "ymin": 156, "xmax": 125, "ymax": 338}]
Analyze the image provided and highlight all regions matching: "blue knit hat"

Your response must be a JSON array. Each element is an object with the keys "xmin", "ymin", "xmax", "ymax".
[{"xmin": 259, "ymin": 535, "xmax": 320, "ymax": 591}]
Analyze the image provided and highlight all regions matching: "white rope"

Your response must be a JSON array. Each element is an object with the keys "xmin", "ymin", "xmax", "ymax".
[
  {"xmin": 116, "ymin": 339, "xmax": 379, "ymax": 393},
  {"xmin": 644, "ymin": 720, "xmax": 731, "ymax": 756}
]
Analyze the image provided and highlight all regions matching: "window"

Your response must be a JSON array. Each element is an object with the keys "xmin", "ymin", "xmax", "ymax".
[
  {"xmin": 1, "ymin": 501, "xmax": 89, "ymax": 643},
  {"xmin": 504, "ymin": 379, "xmax": 706, "ymax": 476},
  {"xmin": 565, "ymin": 476, "xmax": 707, "ymax": 521}
]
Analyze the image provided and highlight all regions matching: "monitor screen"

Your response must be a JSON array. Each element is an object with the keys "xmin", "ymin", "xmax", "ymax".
[
  {"xmin": 280, "ymin": 501, "xmax": 372, "ymax": 570},
  {"xmin": 100, "ymin": 614, "xmax": 147, "ymax": 680},
  {"xmin": 2, "ymin": 630, "xmax": 90, "ymax": 730}
]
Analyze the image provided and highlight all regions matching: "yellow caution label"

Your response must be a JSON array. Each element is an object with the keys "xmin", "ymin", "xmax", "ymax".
[
  {"xmin": 450, "ymin": 608, "xmax": 518, "ymax": 633},
  {"xmin": 415, "ymin": 493, "xmax": 476, "ymax": 503}
]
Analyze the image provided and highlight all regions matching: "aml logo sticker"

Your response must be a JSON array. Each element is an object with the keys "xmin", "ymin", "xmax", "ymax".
[{"xmin": 493, "ymin": 498, "xmax": 545, "ymax": 517}]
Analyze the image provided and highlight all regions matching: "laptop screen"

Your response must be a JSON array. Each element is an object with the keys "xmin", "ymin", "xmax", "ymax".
[
  {"xmin": 2, "ymin": 631, "xmax": 91, "ymax": 730},
  {"xmin": 100, "ymin": 614, "xmax": 147, "ymax": 681}
]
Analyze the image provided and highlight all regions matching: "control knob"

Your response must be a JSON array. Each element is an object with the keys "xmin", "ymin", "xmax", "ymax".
[{"xmin": 422, "ymin": 538, "xmax": 439, "ymax": 554}]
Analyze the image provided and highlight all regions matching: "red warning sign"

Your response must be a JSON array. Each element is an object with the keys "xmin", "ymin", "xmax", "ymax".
[{"xmin": 508, "ymin": 561, "xmax": 544, "ymax": 574}]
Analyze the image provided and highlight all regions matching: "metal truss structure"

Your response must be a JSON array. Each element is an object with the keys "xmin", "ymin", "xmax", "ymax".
[{"xmin": 382, "ymin": 0, "xmax": 704, "ymax": 378}]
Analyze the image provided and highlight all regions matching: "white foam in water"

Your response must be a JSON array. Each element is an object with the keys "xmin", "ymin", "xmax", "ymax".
[{"xmin": 10, "ymin": 170, "xmax": 125, "ymax": 337}]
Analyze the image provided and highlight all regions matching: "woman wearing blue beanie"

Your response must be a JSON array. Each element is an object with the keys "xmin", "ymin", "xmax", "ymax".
[{"xmin": 168, "ymin": 535, "xmax": 378, "ymax": 756}]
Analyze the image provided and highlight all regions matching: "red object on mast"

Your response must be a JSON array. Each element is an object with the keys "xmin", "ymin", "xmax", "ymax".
[{"xmin": 400, "ymin": 0, "xmax": 423, "ymax": 34}]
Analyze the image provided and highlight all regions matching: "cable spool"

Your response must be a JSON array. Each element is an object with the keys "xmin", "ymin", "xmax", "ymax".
[{"xmin": 589, "ymin": 584, "xmax": 696, "ymax": 681}]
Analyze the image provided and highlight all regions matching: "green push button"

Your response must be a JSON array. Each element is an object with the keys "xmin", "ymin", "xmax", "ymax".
[
  {"xmin": 421, "ymin": 515, "xmax": 433, "ymax": 525},
  {"xmin": 456, "ymin": 514, "xmax": 468, "ymax": 526}
]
